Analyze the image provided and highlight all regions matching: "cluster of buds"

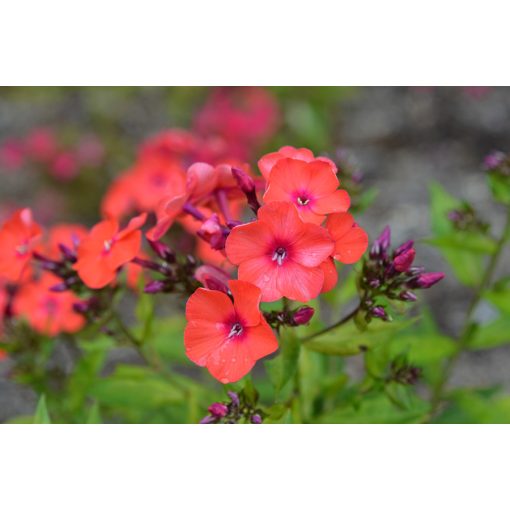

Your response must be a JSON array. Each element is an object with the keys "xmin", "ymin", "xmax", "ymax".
[
  {"xmin": 200, "ymin": 390, "xmax": 263, "ymax": 424},
  {"xmin": 263, "ymin": 306, "xmax": 315, "ymax": 330},
  {"xmin": 359, "ymin": 226, "xmax": 444, "ymax": 322},
  {"xmin": 134, "ymin": 239, "xmax": 200, "ymax": 296},
  {"xmin": 447, "ymin": 203, "xmax": 489, "ymax": 233},
  {"xmin": 483, "ymin": 150, "xmax": 510, "ymax": 176},
  {"xmin": 388, "ymin": 355, "xmax": 422, "ymax": 386},
  {"xmin": 32, "ymin": 239, "xmax": 83, "ymax": 293}
]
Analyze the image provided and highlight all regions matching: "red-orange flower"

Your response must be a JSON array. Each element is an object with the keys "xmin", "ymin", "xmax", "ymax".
[
  {"xmin": 225, "ymin": 202, "xmax": 334, "ymax": 302},
  {"xmin": 263, "ymin": 158, "xmax": 350, "ymax": 225},
  {"xmin": 258, "ymin": 145, "xmax": 336, "ymax": 180},
  {"xmin": 184, "ymin": 280, "xmax": 278, "ymax": 383},
  {"xmin": 0, "ymin": 208, "xmax": 42, "ymax": 282},
  {"xmin": 74, "ymin": 213, "xmax": 147, "ymax": 289},
  {"xmin": 45, "ymin": 223, "xmax": 87, "ymax": 259},
  {"xmin": 13, "ymin": 273, "xmax": 85, "ymax": 336},
  {"xmin": 326, "ymin": 212, "xmax": 369, "ymax": 263}
]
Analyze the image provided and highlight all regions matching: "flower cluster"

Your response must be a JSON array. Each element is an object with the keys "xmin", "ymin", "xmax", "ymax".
[
  {"xmin": 200, "ymin": 391, "xmax": 263, "ymax": 424},
  {"xmin": 359, "ymin": 226, "xmax": 444, "ymax": 321}
]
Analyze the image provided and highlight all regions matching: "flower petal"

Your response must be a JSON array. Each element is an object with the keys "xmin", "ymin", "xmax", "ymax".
[
  {"xmin": 245, "ymin": 319, "xmax": 279, "ymax": 359},
  {"xmin": 238, "ymin": 256, "xmax": 281, "ymax": 302},
  {"xmin": 257, "ymin": 201, "xmax": 303, "ymax": 241},
  {"xmin": 225, "ymin": 221, "xmax": 272, "ymax": 265},
  {"xmin": 290, "ymin": 223, "xmax": 334, "ymax": 268},
  {"xmin": 320, "ymin": 257, "xmax": 338, "ymax": 293},
  {"xmin": 277, "ymin": 260, "xmax": 324, "ymax": 302},
  {"xmin": 310, "ymin": 189, "xmax": 351, "ymax": 215},
  {"xmin": 185, "ymin": 287, "xmax": 235, "ymax": 323},
  {"xmin": 230, "ymin": 280, "xmax": 262, "ymax": 327},
  {"xmin": 184, "ymin": 319, "xmax": 229, "ymax": 367},
  {"xmin": 206, "ymin": 340, "xmax": 256, "ymax": 384}
]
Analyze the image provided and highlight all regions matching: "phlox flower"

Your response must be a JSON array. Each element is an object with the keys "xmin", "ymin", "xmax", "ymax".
[
  {"xmin": 263, "ymin": 157, "xmax": 350, "ymax": 225},
  {"xmin": 225, "ymin": 202, "xmax": 334, "ymax": 302},
  {"xmin": 44, "ymin": 224, "xmax": 87, "ymax": 259},
  {"xmin": 184, "ymin": 279, "xmax": 278, "ymax": 383},
  {"xmin": 74, "ymin": 213, "xmax": 147, "ymax": 289},
  {"xmin": 0, "ymin": 208, "xmax": 42, "ymax": 282},
  {"xmin": 13, "ymin": 273, "xmax": 85, "ymax": 336},
  {"xmin": 258, "ymin": 145, "xmax": 336, "ymax": 180},
  {"xmin": 326, "ymin": 212, "xmax": 369, "ymax": 263}
]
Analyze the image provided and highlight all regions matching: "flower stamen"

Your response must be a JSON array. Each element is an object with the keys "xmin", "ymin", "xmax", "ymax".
[{"xmin": 272, "ymin": 247, "xmax": 287, "ymax": 266}]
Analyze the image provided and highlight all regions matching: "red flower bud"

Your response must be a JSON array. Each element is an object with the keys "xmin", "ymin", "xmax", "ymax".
[
  {"xmin": 208, "ymin": 402, "xmax": 229, "ymax": 417},
  {"xmin": 292, "ymin": 306, "xmax": 315, "ymax": 326},
  {"xmin": 393, "ymin": 248, "xmax": 416, "ymax": 273}
]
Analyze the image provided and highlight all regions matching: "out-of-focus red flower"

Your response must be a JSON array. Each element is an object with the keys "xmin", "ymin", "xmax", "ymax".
[
  {"xmin": 226, "ymin": 202, "xmax": 334, "ymax": 302},
  {"xmin": 74, "ymin": 213, "xmax": 147, "ymax": 289},
  {"xmin": 138, "ymin": 129, "xmax": 197, "ymax": 164},
  {"xmin": 13, "ymin": 273, "xmax": 85, "ymax": 336},
  {"xmin": 50, "ymin": 150, "xmax": 79, "ymax": 181},
  {"xmin": 263, "ymin": 158, "xmax": 350, "ymax": 225},
  {"xmin": 25, "ymin": 128, "xmax": 57, "ymax": 163},
  {"xmin": 75, "ymin": 135, "xmax": 105, "ymax": 167},
  {"xmin": 194, "ymin": 87, "xmax": 279, "ymax": 160},
  {"xmin": 0, "ymin": 208, "xmax": 42, "ymax": 282},
  {"xmin": 130, "ymin": 157, "xmax": 187, "ymax": 212},
  {"xmin": 101, "ymin": 174, "xmax": 138, "ymax": 220},
  {"xmin": 0, "ymin": 284, "xmax": 8, "ymax": 347},
  {"xmin": 184, "ymin": 279, "xmax": 278, "ymax": 383},
  {"xmin": 0, "ymin": 138, "xmax": 25, "ymax": 170},
  {"xmin": 44, "ymin": 224, "xmax": 87, "ymax": 259},
  {"xmin": 258, "ymin": 145, "xmax": 337, "ymax": 180},
  {"xmin": 326, "ymin": 212, "xmax": 368, "ymax": 264}
]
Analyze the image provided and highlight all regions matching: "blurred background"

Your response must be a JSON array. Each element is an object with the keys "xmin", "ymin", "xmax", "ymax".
[{"xmin": 1, "ymin": 86, "xmax": 509, "ymax": 422}]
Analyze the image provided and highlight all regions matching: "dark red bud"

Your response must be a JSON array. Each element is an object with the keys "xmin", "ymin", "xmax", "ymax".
[
  {"xmin": 292, "ymin": 306, "xmax": 315, "ymax": 326},
  {"xmin": 208, "ymin": 402, "xmax": 229, "ymax": 418},
  {"xmin": 393, "ymin": 248, "xmax": 416, "ymax": 273}
]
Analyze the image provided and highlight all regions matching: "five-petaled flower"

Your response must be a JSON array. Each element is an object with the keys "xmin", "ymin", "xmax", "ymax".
[
  {"xmin": 184, "ymin": 280, "xmax": 278, "ymax": 383},
  {"xmin": 263, "ymin": 157, "xmax": 350, "ymax": 225},
  {"xmin": 74, "ymin": 213, "xmax": 147, "ymax": 288},
  {"xmin": 225, "ymin": 201, "xmax": 334, "ymax": 302},
  {"xmin": 0, "ymin": 208, "xmax": 42, "ymax": 282}
]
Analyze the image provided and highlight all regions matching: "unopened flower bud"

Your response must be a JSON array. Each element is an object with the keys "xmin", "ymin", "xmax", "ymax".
[
  {"xmin": 228, "ymin": 391, "xmax": 240, "ymax": 407},
  {"xmin": 73, "ymin": 300, "xmax": 90, "ymax": 314},
  {"xmin": 483, "ymin": 150, "xmax": 506, "ymax": 171},
  {"xmin": 371, "ymin": 306, "xmax": 389, "ymax": 321},
  {"xmin": 370, "ymin": 226, "xmax": 391, "ymax": 259},
  {"xmin": 144, "ymin": 280, "xmax": 167, "ymax": 294},
  {"xmin": 208, "ymin": 402, "xmax": 228, "ymax": 417},
  {"xmin": 195, "ymin": 265, "xmax": 230, "ymax": 294},
  {"xmin": 147, "ymin": 239, "xmax": 176, "ymax": 263},
  {"xmin": 368, "ymin": 278, "xmax": 381, "ymax": 288},
  {"xmin": 292, "ymin": 306, "xmax": 315, "ymax": 326},
  {"xmin": 251, "ymin": 414, "xmax": 262, "ymax": 424},
  {"xmin": 58, "ymin": 243, "xmax": 77, "ymax": 263},
  {"xmin": 232, "ymin": 167, "xmax": 261, "ymax": 214},
  {"xmin": 199, "ymin": 415, "xmax": 218, "ymax": 424},
  {"xmin": 393, "ymin": 247, "xmax": 416, "ymax": 273},
  {"xmin": 412, "ymin": 272, "xmax": 445, "ymax": 289},
  {"xmin": 394, "ymin": 240, "xmax": 414, "ymax": 257},
  {"xmin": 399, "ymin": 290, "xmax": 417, "ymax": 302}
]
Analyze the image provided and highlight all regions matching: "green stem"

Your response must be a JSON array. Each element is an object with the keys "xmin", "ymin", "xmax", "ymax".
[
  {"xmin": 429, "ymin": 206, "xmax": 510, "ymax": 418},
  {"xmin": 301, "ymin": 304, "xmax": 361, "ymax": 343}
]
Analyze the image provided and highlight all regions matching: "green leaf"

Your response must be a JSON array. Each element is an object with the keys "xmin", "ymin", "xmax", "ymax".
[
  {"xmin": 316, "ymin": 394, "xmax": 429, "ymax": 424},
  {"xmin": 425, "ymin": 231, "xmax": 497, "ymax": 254},
  {"xmin": 304, "ymin": 319, "xmax": 415, "ymax": 356},
  {"xmin": 484, "ymin": 287, "xmax": 510, "ymax": 315},
  {"xmin": 149, "ymin": 317, "xmax": 188, "ymax": 364},
  {"xmin": 89, "ymin": 365, "xmax": 184, "ymax": 410},
  {"xmin": 468, "ymin": 317, "xmax": 510, "ymax": 350},
  {"xmin": 86, "ymin": 402, "xmax": 102, "ymax": 424},
  {"xmin": 487, "ymin": 172, "xmax": 510, "ymax": 205},
  {"xmin": 33, "ymin": 394, "xmax": 51, "ymax": 424},
  {"xmin": 429, "ymin": 182, "xmax": 486, "ymax": 286},
  {"xmin": 437, "ymin": 390, "xmax": 510, "ymax": 424},
  {"xmin": 265, "ymin": 328, "xmax": 300, "ymax": 395},
  {"xmin": 135, "ymin": 291, "xmax": 155, "ymax": 343}
]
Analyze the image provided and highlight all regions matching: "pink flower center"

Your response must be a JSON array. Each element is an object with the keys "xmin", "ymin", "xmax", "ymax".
[
  {"xmin": 272, "ymin": 247, "xmax": 287, "ymax": 266},
  {"xmin": 293, "ymin": 190, "xmax": 313, "ymax": 208},
  {"xmin": 15, "ymin": 243, "xmax": 29, "ymax": 257},
  {"xmin": 228, "ymin": 322, "xmax": 244, "ymax": 339}
]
